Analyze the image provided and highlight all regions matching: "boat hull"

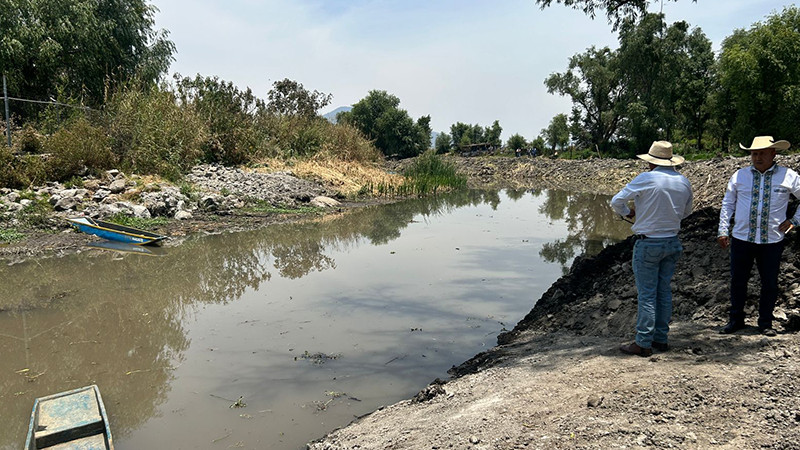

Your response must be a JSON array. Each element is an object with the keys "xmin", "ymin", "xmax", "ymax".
[
  {"xmin": 26, "ymin": 385, "xmax": 114, "ymax": 450},
  {"xmin": 68, "ymin": 217, "xmax": 166, "ymax": 246}
]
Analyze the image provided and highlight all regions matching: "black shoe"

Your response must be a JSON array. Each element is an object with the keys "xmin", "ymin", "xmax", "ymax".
[
  {"xmin": 759, "ymin": 327, "xmax": 777, "ymax": 337},
  {"xmin": 652, "ymin": 342, "xmax": 669, "ymax": 352},
  {"xmin": 721, "ymin": 320, "xmax": 745, "ymax": 334}
]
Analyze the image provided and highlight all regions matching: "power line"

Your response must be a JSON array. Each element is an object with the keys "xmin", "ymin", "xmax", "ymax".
[{"xmin": 5, "ymin": 96, "xmax": 95, "ymax": 110}]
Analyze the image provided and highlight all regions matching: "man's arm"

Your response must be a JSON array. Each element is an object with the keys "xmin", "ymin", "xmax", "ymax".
[{"xmin": 610, "ymin": 175, "xmax": 643, "ymax": 218}]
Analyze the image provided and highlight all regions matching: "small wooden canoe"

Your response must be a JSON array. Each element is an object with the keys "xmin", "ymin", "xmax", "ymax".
[
  {"xmin": 25, "ymin": 385, "xmax": 114, "ymax": 450},
  {"xmin": 67, "ymin": 216, "xmax": 167, "ymax": 246}
]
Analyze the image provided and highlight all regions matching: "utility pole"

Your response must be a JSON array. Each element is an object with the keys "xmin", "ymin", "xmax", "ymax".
[{"xmin": 3, "ymin": 73, "xmax": 10, "ymax": 147}]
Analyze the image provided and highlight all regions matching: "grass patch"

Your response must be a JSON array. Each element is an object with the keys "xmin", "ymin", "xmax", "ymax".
[
  {"xmin": 107, "ymin": 213, "xmax": 170, "ymax": 230},
  {"xmin": 0, "ymin": 228, "xmax": 26, "ymax": 243},
  {"xmin": 18, "ymin": 199, "xmax": 53, "ymax": 228},
  {"xmin": 401, "ymin": 151, "xmax": 467, "ymax": 195}
]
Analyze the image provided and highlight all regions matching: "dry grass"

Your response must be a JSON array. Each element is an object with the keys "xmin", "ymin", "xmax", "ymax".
[{"xmin": 252, "ymin": 156, "xmax": 406, "ymax": 198}]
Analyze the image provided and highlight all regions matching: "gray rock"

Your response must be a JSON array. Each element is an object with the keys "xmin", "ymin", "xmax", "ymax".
[
  {"xmin": 108, "ymin": 179, "xmax": 126, "ymax": 194},
  {"xmin": 92, "ymin": 189, "xmax": 111, "ymax": 201},
  {"xmin": 132, "ymin": 205, "xmax": 151, "ymax": 219},
  {"xmin": 53, "ymin": 197, "xmax": 81, "ymax": 211},
  {"xmin": 311, "ymin": 196, "xmax": 341, "ymax": 208},
  {"xmin": 174, "ymin": 210, "xmax": 193, "ymax": 220}
]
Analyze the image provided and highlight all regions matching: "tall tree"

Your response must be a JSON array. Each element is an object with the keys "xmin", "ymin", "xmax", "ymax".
[
  {"xmin": 545, "ymin": 46, "xmax": 624, "ymax": 154},
  {"xmin": 266, "ymin": 78, "xmax": 332, "ymax": 118},
  {"xmin": 434, "ymin": 132, "xmax": 452, "ymax": 154},
  {"xmin": 485, "ymin": 120, "xmax": 503, "ymax": 147},
  {"xmin": 1, "ymin": 0, "xmax": 174, "ymax": 119},
  {"xmin": 506, "ymin": 133, "xmax": 528, "ymax": 151},
  {"xmin": 338, "ymin": 90, "xmax": 430, "ymax": 158},
  {"xmin": 716, "ymin": 6, "xmax": 800, "ymax": 147},
  {"xmin": 532, "ymin": 0, "xmax": 695, "ymax": 29},
  {"xmin": 542, "ymin": 113, "xmax": 570, "ymax": 155}
]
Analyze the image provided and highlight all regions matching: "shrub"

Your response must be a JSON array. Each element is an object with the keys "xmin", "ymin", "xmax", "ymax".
[
  {"xmin": 106, "ymin": 83, "xmax": 207, "ymax": 181},
  {"xmin": 43, "ymin": 118, "xmax": 115, "ymax": 181}
]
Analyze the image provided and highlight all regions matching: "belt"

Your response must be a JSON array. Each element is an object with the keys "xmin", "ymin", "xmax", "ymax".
[{"xmin": 634, "ymin": 234, "xmax": 676, "ymax": 240}]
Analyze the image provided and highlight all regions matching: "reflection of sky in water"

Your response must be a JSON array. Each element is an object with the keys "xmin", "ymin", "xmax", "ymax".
[{"xmin": 0, "ymin": 189, "xmax": 631, "ymax": 450}]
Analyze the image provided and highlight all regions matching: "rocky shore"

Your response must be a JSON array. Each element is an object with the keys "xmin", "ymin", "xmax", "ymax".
[{"xmin": 3, "ymin": 154, "xmax": 800, "ymax": 448}]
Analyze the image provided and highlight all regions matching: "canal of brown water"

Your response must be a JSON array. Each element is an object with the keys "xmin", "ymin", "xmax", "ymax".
[{"xmin": 0, "ymin": 189, "xmax": 630, "ymax": 449}]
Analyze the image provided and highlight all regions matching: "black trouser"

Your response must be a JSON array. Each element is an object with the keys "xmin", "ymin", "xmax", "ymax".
[{"xmin": 729, "ymin": 237, "xmax": 784, "ymax": 329}]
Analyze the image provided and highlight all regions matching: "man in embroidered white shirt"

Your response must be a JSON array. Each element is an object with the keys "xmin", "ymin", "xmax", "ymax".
[
  {"xmin": 611, "ymin": 141, "xmax": 693, "ymax": 357},
  {"xmin": 718, "ymin": 136, "xmax": 800, "ymax": 337}
]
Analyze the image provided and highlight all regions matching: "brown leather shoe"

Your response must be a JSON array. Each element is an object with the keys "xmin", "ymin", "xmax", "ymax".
[{"xmin": 619, "ymin": 342, "xmax": 652, "ymax": 357}]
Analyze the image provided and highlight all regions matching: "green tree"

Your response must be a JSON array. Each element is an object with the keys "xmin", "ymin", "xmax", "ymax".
[
  {"xmin": 434, "ymin": 132, "xmax": 452, "ymax": 154},
  {"xmin": 338, "ymin": 90, "xmax": 429, "ymax": 158},
  {"xmin": 485, "ymin": 120, "xmax": 503, "ymax": 147},
  {"xmin": 716, "ymin": 6, "xmax": 800, "ymax": 147},
  {"xmin": 506, "ymin": 133, "xmax": 528, "ymax": 151},
  {"xmin": 532, "ymin": 0, "xmax": 694, "ymax": 29},
  {"xmin": 173, "ymin": 74, "xmax": 265, "ymax": 165},
  {"xmin": 545, "ymin": 46, "xmax": 624, "ymax": 155},
  {"xmin": 1, "ymin": 0, "xmax": 174, "ymax": 119},
  {"xmin": 266, "ymin": 78, "xmax": 332, "ymax": 118},
  {"xmin": 542, "ymin": 113, "xmax": 570, "ymax": 155},
  {"xmin": 615, "ymin": 14, "xmax": 713, "ymax": 151},
  {"xmin": 449, "ymin": 122, "xmax": 472, "ymax": 149}
]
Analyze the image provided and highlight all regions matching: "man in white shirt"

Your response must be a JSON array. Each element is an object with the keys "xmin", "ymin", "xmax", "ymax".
[
  {"xmin": 611, "ymin": 141, "xmax": 693, "ymax": 357},
  {"xmin": 718, "ymin": 136, "xmax": 800, "ymax": 336}
]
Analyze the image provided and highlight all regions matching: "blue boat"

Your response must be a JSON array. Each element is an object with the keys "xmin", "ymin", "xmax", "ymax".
[
  {"xmin": 67, "ymin": 216, "xmax": 167, "ymax": 246},
  {"xmin": 26, "ymin": 385, "xmax": 114, "ymax": 449}
]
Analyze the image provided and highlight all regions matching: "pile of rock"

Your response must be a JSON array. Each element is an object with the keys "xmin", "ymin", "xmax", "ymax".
[{"xmin": 185, "ymin": 164, "xmax": 327, "ymax": 207}]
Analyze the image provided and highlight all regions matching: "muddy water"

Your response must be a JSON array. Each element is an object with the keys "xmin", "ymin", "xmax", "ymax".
[{"xmin": 0, "ymin": 189, "xmax": 630, "ymax": 450}]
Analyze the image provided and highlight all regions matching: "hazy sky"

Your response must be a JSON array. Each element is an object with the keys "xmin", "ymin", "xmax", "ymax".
[{"xmin": 153, "ymin": 0, "xmax": 791, "ymax": 141}]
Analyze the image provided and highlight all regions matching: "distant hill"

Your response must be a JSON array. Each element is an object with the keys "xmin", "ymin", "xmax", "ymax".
[{"xmin": 322, "ymin": 106, "xmax": 352, "ymax": 124}]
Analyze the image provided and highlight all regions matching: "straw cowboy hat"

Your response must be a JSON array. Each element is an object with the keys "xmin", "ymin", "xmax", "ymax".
[
  {"xmin": 637, "ymin": 141, "xmax": 684, "ymax": 166},
  {"xmin": 739, "ymin": 136, "xmax": 791, "ymax": 151}
]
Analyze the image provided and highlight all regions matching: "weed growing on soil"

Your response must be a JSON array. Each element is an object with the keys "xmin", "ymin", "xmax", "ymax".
[
  {"xmin": 0, "ymin": 228, "xmax": 25, "ymax": 243},
  {"xmin": 18, "ymin": 199, "xmax": 53, "ymax": 228}
]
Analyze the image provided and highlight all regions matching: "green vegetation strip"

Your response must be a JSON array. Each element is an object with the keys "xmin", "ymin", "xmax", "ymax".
[{"xmin": 0, "ymin": 229, "xmax": 26, "ymax": 243}]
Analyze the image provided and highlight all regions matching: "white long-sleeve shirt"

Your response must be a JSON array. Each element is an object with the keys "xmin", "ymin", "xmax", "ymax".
[
  {"xmin": 610, "ymin": 166, "xmax": 693, "ymax": 238},
  {"xmin": 718, "ymin": 164, "xmax": 800, "ymax": 244}
]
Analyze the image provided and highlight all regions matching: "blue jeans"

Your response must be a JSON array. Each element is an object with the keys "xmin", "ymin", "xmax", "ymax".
[
  {"xmin": 729, "ymin": 238, "xmax": 784, "ymax": 329},
  {"xmin": 632, "ymin": 236, "xmax": 682, "ymax": 348}
]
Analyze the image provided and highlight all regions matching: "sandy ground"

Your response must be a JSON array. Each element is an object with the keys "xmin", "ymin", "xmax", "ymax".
[{"xmin": 309, "ymin": 321, "xmax": 800, "ymax": 450}]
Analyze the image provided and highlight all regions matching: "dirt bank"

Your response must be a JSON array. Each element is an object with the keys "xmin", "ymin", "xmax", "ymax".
[{"xmin": 308, "ymin": 155, "xmax": 800, "ymax": 450}]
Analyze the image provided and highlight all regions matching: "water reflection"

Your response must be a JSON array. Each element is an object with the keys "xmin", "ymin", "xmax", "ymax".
[
  {"xmin": 536, "ymin": 189, "xmax": 632, "ymax": 273},
  {"xmin": 0, "ymin": 189, "xmax": 629, "ymax": 450}
]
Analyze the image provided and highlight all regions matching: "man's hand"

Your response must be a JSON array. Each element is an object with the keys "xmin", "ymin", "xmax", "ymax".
[
  {"xmin": 718, "ymin": 236, "xmax": 729, "ymax": 249},
  {"xmin": 626, "ymin": 208, "xmax": 635, "ymax": 219},
  {"xmin": 779, "ymin": 220, "xmax": 795, "ymax": 234}
]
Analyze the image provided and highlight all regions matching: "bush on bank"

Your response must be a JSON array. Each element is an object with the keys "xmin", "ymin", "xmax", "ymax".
[{"xmin": 0, "ymin": 80, "xmax": 386, "ymax": 189}]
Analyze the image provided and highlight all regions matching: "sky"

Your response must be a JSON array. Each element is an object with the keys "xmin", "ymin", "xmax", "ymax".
[{"xmin": 153, "ymin": 0, "xmax": 792, "ymax": 141}]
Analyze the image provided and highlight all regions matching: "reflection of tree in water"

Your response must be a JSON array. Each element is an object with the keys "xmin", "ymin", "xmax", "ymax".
[
  {"xmin": 0, "ymin": 189, "xmax": 511, "ymax": 448},
  {"xmin": 537, "ymin": 190, "xmax": 632, "ymax": 274}
]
